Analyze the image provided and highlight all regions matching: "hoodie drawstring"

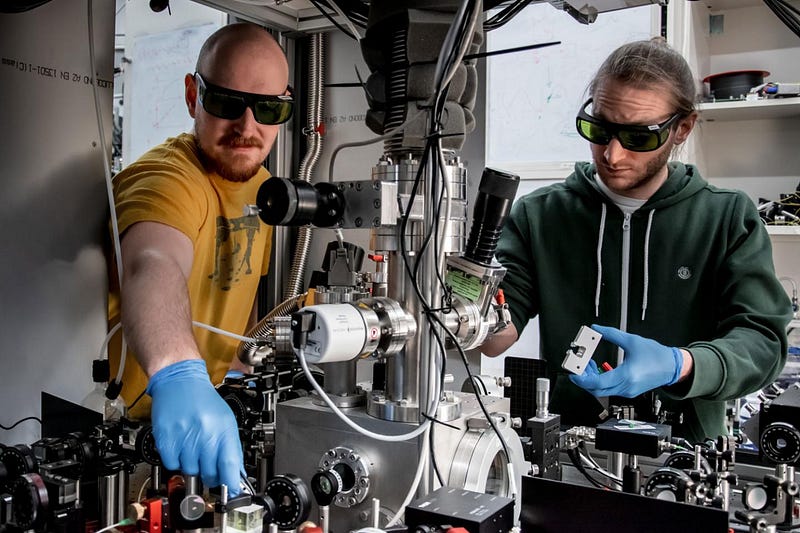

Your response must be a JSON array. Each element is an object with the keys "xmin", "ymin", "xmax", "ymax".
[
  {"xmin": 595, "ymin": 203, "xmax": 607, "ymax": 317},
  {"xmin": 641, "ymin": 209, "xmax": 656, "ymax": 321},
  {"xmin": 594, "ymin": 204, "xmax": 656, "ymax": 321}
]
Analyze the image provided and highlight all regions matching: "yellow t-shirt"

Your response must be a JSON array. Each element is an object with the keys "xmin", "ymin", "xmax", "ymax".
[{"xmin": 107, "ymin": 133, "xmax": 273, "ymax": 418}]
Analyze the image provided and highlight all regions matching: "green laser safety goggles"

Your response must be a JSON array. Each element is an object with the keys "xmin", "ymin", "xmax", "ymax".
[
  {"xmin": 576, "ymin": 98, "xmax": 681, "ymax": 152},
  {"xmin": 195, "ymin": 73, "xmax": 294, "ymax": 125}
]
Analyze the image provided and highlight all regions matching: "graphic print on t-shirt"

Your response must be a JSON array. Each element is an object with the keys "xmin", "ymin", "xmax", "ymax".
[{"xmin": 208, "ymin": 214, "xmax": 260, "ymax": 290}]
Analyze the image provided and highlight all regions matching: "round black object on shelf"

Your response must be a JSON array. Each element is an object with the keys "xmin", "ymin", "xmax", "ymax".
[{"xmin": 702, "ymin": 70, "xmax": 769, "ymax": 100}]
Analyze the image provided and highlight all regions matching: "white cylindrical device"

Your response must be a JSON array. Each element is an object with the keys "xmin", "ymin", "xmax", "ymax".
[{"xmin": 298, "ymin": 304, "xmax": 378, "ymax": 363}]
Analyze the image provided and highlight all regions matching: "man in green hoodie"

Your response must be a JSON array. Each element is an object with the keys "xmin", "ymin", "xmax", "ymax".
[{"xmin": 481, "ymin": 39, "xmax": 791, "ymax": 443}]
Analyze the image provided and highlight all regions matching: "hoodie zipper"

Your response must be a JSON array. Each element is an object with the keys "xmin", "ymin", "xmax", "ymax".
[{"xmin": 618, "ymin": 212, "xmax": 632, "ymax": 365}]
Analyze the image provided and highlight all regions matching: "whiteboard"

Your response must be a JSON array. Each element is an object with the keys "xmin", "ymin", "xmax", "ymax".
[
  {"xmin": 128, "ymin": 23, "xmax": 221, "ymax": 164},
  {"xmin": 486, "ymin": 4, "xmax": 656, "ymax": 170}
]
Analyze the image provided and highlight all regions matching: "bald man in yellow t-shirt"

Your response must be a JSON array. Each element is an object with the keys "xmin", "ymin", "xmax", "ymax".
[{"xmin": 107, "ymin": 23, "xmax": 290, "ymax": 496}]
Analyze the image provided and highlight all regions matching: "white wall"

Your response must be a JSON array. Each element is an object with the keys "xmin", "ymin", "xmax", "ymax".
[
  {"xmin": 119, "ymin": 0, "xmax": 226, "ymax": 166},
  {"xmin": 0, "ymin": 0, "xmax": 115, "ymax": 445}
]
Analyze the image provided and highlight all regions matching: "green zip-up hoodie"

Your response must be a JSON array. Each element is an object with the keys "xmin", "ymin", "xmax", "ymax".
[{"xmin": 496, "ymin": 161, "xmax": 791, "ymax": 443}]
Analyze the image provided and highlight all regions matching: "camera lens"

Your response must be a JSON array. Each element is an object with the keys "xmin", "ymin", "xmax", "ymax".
[{"xmin": 256, "ymin": 178, "xmax": 344, "ymax": 227}]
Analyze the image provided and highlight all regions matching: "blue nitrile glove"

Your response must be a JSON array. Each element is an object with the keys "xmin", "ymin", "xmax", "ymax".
[
  {"xmin": 569, "ymin": 325, "xmax": 683, "ymax": 398},
  {"xmin": 147, "ymin": 359, "xmax": 243, "ymax": 496}
]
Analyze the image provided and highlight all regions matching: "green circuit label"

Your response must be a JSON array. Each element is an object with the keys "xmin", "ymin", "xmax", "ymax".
[{"xmin": 446, "ymin": 269, "xmax": 482, "ymax": 301}]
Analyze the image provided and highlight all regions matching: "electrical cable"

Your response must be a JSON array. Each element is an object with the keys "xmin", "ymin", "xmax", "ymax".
[
  {"xmin": 128, "ymin": 389, "xmax": 147, "ymax": 411},
  {"xmin": 399, "ymin": 133, "xmax": 515, "ymax": 481},
  {"xmin": 429, "ymin": 422, "xmax": 446, "ymax": 487},
  {"xmin": 0, "ymin": 416, "xmax": 42, "ymax": 431},
  {"xmin": 327, "ymin": 109, "xmax": 427, "ymax": 182},
  {"xmin": 386, "ymin": 337, "xmax": 442, "ymax": 527},
  {"xmin": 441, "ymin": 0, "xmax": 481, "ymax": 93},
  {"xmin": 484, "ymin": 0, "xmax": 533, "ymax": 31},
  {"xmin": 431, "ymin": 0, "xmax": 477, "ymax": 99},
  {"xmin": 764, "ymin": 0, "xmax": 800, "ymax": 36},
  {"xmin": 94, "ymin": 518, "xmax": 136, "ymax": 533},
  {"xmin": 567, "ymin": 448, "xmax": 616, "ymax": 490},
  {"xmin": 398, "ymin": 152, "xmax": 518, "ymax": 503},
  {"xmin": 387, "ymin": 2, "xmax": 521, "ymax": 502},
  {"xmin": 469, "ymin": 375, "xmax": 489, "ymax": 396},
  {"xmin": 778, "ymin": 0, "xmax": 800, "ymax": 16},
  {"xmin": 578, "ymin": 449, "xmax": 622, "ymax": 486},
  {"xmin": 322, "ymin": 0, "xmax": 369, "ymax": 27},
  {"xmin": 770, "ymin": 0, "xmax": 800, "ymax": 32},
  {"xmin": 324, "ymin": 0, "xmax": 362, "ymax": 39},
  {"xmin": 296, "ymin": 347, "xmax": 436, "ymax": 442},
  {"xmin": 136, "ymin": 476, "xmax": 152, "ymax": 502},
  {"xmin": 308, "ymin": 0, "xmax": 359, "ymax": 40},
  {"xmin": 192, "ymin": 321, "xmax": 261, "ymax": 344},
  {"xmin": 240, "ymin": 472, "xmax": 257, "ymax": 495},
  {"xmin": 385, "ymin": 428, "xmax": 431, "ymax": 527},
  {"xmin": 87, "ymin": 0, "xmax": 129, "ymax": 390},
  {"xmin": 100, "ymin": 322, "xmax": 123, "ymax": 361}
]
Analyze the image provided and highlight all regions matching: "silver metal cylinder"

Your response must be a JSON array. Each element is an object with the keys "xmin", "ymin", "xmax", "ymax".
[
  {"xmin": 99, "ymin": 470, "xmax": 128, "ymax": 527},
  {"xmin": 151, "ymin": 465, "xmax": 161, "ymax": 493},
  {"xmin": 99, "ymin": 475, "xmax": 116, "ymax": 527},
  {"xmin": 320, "ymin": 505, "xmax": 330, "ymax": 533},
  {"xmin": 372, "ymin": 498, "xmax": 380, "ymax": 528},
  {"xmin": 185, "ymin": 474, "xmax": 199, "ymax": 495},
  {"xmin": 608, "ymin": 452, "xmax": 625, "ymax": 479},
  {"xmin": 535, "ymin": 378, "xmax": 550, "ymax": 419},
  {"xmin": 323, "ymin": 362, "xmax": 357, "ymax": 396},
  {"xmin": 220, "ymin": 484, "xmax": 228, "ymax": 533}
]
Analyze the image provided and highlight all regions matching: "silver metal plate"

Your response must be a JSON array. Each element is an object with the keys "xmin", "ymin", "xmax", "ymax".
[{"xmin": 561, "ymin": 325, "xmax": 602, "ymax": 375}]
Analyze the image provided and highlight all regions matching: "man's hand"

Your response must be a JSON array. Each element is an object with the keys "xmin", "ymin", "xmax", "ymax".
[
  {"xmin": 569, "ymin": 325, "xmax": 684, "ymax": 398},
  {"xmin": 147, "ymin": 359, "xmax": 243, "ymax": 496}
]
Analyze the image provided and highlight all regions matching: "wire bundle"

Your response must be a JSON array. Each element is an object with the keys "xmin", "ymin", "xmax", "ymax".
[
  {"xmin": 308, "ymin": 0, "xmax": 368, "ymax": 40},
  {"xmin": 763, "ymin": 0, "xmax": 800, "ymax": 37},
  {"xmin": 484, "ymin": 0, "xmax": 534, "ymax": 31}
]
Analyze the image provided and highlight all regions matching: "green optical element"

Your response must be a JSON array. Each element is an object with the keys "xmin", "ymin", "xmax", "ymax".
[
  {"xmin": 195, "ymin": 73, "xmax": 294, "ymax": 125},
  {"xmin": 575, "ymin": 98, "xmax": 681, "ymax": 152}
]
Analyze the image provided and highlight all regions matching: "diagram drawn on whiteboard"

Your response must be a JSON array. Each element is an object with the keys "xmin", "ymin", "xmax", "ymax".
[
  {"xmin": 128, "ymin": 23, "xmax": 221, "ymax": 164},
  {"xmin": 486, "ymin": 4, "xmax": 654, "ymax": 169}
]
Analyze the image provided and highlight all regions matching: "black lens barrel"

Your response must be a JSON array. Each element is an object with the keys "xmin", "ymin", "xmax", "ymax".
[
  {"xmin": 256, "ymin": 177, "xmax": 344, "ymax": 227},
  {"xmin": 464, "ymin": 167, "xmax": 520, "ymax": 266}
]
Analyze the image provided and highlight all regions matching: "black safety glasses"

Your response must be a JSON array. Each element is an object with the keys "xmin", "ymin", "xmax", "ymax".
[
  {"xmin": 575, "ymin": 98, "xmax": 681, "ymax": 152},
  {"xmin": 195, "ymin": 73, "xmax": 294, "ymax": 125}
]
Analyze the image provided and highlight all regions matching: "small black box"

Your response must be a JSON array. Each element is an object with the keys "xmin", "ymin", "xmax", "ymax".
[
  {"xmin": 405, "ymin": 487, "xmax": 514, "ymax": 533},
  {"xmin": 528, "ymin": 414, "xmax": 561, "ymax": 480},
  {"xmin": 595, "ymin": 418, "xmax": 671, "ymax": 458}
]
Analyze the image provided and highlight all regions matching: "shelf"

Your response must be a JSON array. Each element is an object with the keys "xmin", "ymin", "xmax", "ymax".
[
  {"xmin": 191, "ymin": 0, "xmax": 333, "ymax": 32},
  {"xmin": 697, "ymin": 98, "xmax": 800, "ymax": 121},
  {"xmin": 767, "ymin": 226, "xmax": 800, "ymax": 236},
  {"xmin": 702, "ymin": 0, "xmax": 761, "ymax": 10}
]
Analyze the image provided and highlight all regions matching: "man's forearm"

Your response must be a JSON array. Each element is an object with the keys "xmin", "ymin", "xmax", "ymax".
[
  {"xmin": 121, "ymin": 250, "xmax": 201, "ymax": 377},
  {"xmin": 481, "ymin": 322, "xmax": 520, "ymax": 357}
]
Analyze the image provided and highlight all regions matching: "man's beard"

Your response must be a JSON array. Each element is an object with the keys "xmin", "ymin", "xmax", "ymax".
[
  {"xmin": 196, "ymin": 134, "xmax": 264, "ymax": 183},
  {"xmin": 600, "ymin": 138, "xmax": 674, "ymax": 195}
]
